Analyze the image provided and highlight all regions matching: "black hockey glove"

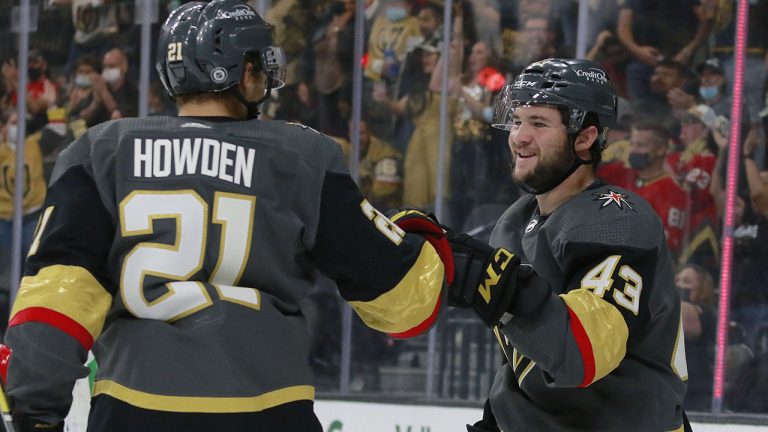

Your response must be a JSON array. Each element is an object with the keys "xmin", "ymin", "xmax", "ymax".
[
  {"xmin": 445, "ymin": 231, "xmax": 521, "ymax": 327},
  {"xmin": 466, "ymin": 399, "xmax": 501, "ymax": 432},
  {"xmin": 388, "ymin": 208, "xmax": 454, "ymax": 285},
  {"xmin": 15, "ymin": 416, "xmax": 64, "ymax": 432}
]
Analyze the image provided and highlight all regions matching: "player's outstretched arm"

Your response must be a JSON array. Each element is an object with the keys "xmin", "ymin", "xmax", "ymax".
[{"xmin": 309, "ymin": 173, "xmax": 450, "ymax": 339}]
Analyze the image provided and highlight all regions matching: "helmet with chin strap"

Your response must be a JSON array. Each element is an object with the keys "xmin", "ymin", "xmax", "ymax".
[
  {"xmin": 491, "ymin": 58, "xmax": 618, "ymax": 194},
  {"xmin": 156, "ymin": 0, "xmax": 286, "ymax": 118}
]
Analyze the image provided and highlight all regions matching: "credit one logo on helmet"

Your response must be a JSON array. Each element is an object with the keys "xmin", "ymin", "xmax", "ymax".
[
  {"xmin": 216, "ymin": 6, "xmax": 257, "ymax": 20},
  {"xmin": 576, "ymin": 68, "xmax": 608, "ymax": 85}
]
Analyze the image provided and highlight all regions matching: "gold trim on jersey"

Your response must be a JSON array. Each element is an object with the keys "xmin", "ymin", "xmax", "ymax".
[
  {"xmin": 92, "ymin": 380, "xmax": 315, "ymax": 413},
  {"xmin": 11, "ymin": 265, "xmax": 112, "ymax": 339},
  {"xmin": 560, "ymin": 289, "xmax": 628, "ymax": 386},
  {"xmin": 349, "ymin": 242, "xmax": 443, "ymax": 333}
]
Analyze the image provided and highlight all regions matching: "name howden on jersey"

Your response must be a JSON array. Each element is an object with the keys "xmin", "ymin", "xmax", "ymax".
[{"xmin": 133, "ymin": 137, "xmax": 255, "ymax": 187}]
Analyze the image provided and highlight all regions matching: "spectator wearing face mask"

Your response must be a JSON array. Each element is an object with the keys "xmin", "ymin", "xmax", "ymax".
[
  {"xmin": 102, "ymin": 47, "xmax": 138, "ymax": 119},
  {"xmin": 598, "ymin": 119, "xmax": 689, "ymax": 259},
  {"xmin": 67, "ymin": 54, "xmax": 117, "ymax": 127},
  {"xmin": 364, "ymin": 0, "xmax": 421, "ymax": 83},
  {"xmin": 0, "ymin": 51, "xmax": 58, "ymax": 134},
  {"xmin": 695, "ymin": 58, "xmax": 730, "ymax": 117}
]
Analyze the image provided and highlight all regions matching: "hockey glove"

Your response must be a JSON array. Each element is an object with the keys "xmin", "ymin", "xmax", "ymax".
[
  {"xmin": 445, "ymin": 231, "xmax": 521, "ymax": 327},
  {"xmin": 466, "ymin": 399, "xmax": 501, "ymax": 432},
  {"xmin": 388, "ymin": 208, "xmax": 454, "ymax": 285},
  {"xmin": 15, "ymin": 416, "xmax": 64, "ymax": 432},
  {"xmin": 0, "ymin": 345, "xmax": 64, "ymax": 432}
]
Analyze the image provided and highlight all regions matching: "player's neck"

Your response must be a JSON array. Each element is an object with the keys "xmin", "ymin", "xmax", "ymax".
[
  {"xmin": 535, "ymin": 165, "xmax": 595, "ymax": 215},
  {"xmin": 177, "ymin": 100, "xmax": 245, "ymax": 119}
]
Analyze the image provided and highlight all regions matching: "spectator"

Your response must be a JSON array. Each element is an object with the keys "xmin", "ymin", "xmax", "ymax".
[
  {"xmin": 362, "ymin": 0, "xmax": 422, "ymax": 140},
  {"xmin": 586, "ymin": 31, "xmax": 631, "ymax": 99},
  {"xmin": 598, "ymin": 119, "xmax": 688, "ymax": 259},
  {"xmin": 465, "ymin": 0, "xmax": 501, "ymax": 57},
  {"xmin": 695, "ymin": 57, "xmax": 731, "ymax": 117},
  {"xmin": 632, "ymin": 59, "xmax": 694, "ymax": 125},
  {"xmin": 712, "ymin": 0, "xmax": 768, "ymax": 133},
  {"xmin": 676, "ymin": 263, "xmax": 716, "ymax": 411},
  {"xmin": 573, "ymin": 0, "xmax": 623, "ymax": 58},
  {"xmin": 274, "ymin": 77, "xmax": 319, "ymax": 128},
  {"xmin": 417, "ymin": 0, "xmax": 443, "ymax": 42},
  {"xmin": 711, "ymin": 123, "xmax": 768, "ymax": 345},
  {"xmin": 67, "ymin": 54, "xmax": 115, "ymax": 127},
  {"xmin": 669, "ymin": 105, "xmax": 719, "ymax": 271},
  {"xmin": 617, "ymin": 0, "xmax": 712, "ymax": 101},
  {"xmin": 0, "ymin": 110, "xmax": 47, "ymax": 263},
  {"xmin": 401, "ymin": 35, "xmax": 453, "ymax": 209},
  {"xmin": 364, "ymin": 0, "xmax": 421, "ymax": 83},
  {"xmin": 376, "ymin": 0, "xmax": 444, "ymax": 150},
  {"xmin": 265, "ymin": 0, "xmax": 311, "ymax": 88},
  {"xmin": 147, "ymin": 80, "xmax": 177, "ymax": 117},
  {"xmin": 663, "ymin": 57, "xmax": 732, "ymax": 120},
  {"xmin": 309, "ymin": 0, "xmax": 355, "ymax": 137},
  {"xmin": 1, "ymin": 51, "xmax": 58, "ymax": 134},
  {"xmin": 450, "ymin": 40, "xmax": 506, "ymax": 227},
  {"xmin": 336, "ymin": 118, "xmax": 404, "ymax": 209},
  {"xmin": 52, "ymin": 0, "xmax": 134, "ymax": 74},
  {"xmin": 102, "ymin": 47, "xmax": 138, "ymax": 119},
  {"xmin": 509, "ymin": 14, "xmax": 562, "ymax": 74},
  {"xmin": 600, "ymin": 113, "xmax": 633, "ymax": 164}
]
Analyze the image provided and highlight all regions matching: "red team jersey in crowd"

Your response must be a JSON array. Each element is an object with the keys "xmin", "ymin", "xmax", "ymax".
[
  {"xmin": 598, "ymin": 161, "xmax": 689, "ymax": 258},
  {"xmin": 667, "ymin": 150, "xmax": 719, "ymax": 261}
]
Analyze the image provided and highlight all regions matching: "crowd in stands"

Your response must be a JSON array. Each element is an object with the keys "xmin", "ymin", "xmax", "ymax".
[{"xmin": 0, "ymin": 0, "xmax": 767, "ymax": 413}]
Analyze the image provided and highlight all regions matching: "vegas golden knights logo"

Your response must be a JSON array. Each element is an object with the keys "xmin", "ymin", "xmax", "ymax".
[{"xmin": 2, "ymin": 164, "xmax": 31, "ymax": 197}]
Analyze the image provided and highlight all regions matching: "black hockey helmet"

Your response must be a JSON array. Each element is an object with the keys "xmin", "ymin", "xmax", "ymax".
[
  {"xmin": 156, "ymin": 0, "xmax": 286, "ymax": 113},
  {"xmin": 491, "ymin": 58, "xmax": 618, "ymax": 195},
  {"xmin": 492, "ymin": 58, "xmax": 618, "ymax": 154}
]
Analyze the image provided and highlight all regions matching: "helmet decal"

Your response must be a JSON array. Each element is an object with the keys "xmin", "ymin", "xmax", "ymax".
[{"xmin": 210, "ymin": 67, "xmax": 228, "ymax": 83}]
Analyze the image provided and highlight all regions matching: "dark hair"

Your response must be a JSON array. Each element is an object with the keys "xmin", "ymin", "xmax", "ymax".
[
  {"xmin": 631, "ymin": 118, "xmax": 670, "ymax": 145},
  {"xmin": 75, "ymin": 54, "xmax": 102, "ymax": 74},
  {"xmin": 655, "ymin": 58, "xmax": 688, "ymax": 78},
  {"xmin": 418, "ymin": 2, "xmax": 443, "ymax": 20}
]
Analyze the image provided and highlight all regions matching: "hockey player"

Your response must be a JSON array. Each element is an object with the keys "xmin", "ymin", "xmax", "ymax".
[
  {"xmin": 446, "ymin": 59, "xmax": 690, "ymax": 431},
  {"xmin": 1, "ymin": 1, "xmax": 452, "ymax": 430}
]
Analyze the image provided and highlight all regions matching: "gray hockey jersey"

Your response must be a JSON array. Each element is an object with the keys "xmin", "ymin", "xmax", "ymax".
[
  {"xmin": 488, "ymin": 182, "xmax": 688, "ymax": 432},
  {"xmin": 5, "ymin": 116, "xmax": 444, "ymax": 424}
]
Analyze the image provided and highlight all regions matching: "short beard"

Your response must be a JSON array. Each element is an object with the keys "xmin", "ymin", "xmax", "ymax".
[{"xmin": 511, "ymin": 136, "xmax": 575, "ymax": 191}]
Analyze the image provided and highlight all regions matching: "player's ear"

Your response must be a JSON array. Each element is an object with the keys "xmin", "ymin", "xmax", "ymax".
[
  {"xmin": 240, "ymin": 62, "xmax": 256, "ymax": 87},
  {"xmin": 575, "ymin": 125, "xmax": 598, "ymax": 153}
]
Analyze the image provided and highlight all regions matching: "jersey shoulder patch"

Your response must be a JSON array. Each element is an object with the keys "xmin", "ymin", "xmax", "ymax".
[{"xmin": 548, "ymin": 185, "xmax": 663, "ymax": 250}]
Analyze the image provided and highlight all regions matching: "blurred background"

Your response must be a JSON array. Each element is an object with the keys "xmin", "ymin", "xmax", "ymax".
[{"xmin": 1, "ymin": 0, "xmax": 767, "ymax": 427}]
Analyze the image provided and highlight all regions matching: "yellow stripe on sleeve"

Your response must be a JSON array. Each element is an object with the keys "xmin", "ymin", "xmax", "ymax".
[
  {"xmin": 349, "ymin": 242, "xmax": 443, "ymax": 334},
  {"xmin": 560, "ymin": 288, "xmax": 628, "ymax": 386}
]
